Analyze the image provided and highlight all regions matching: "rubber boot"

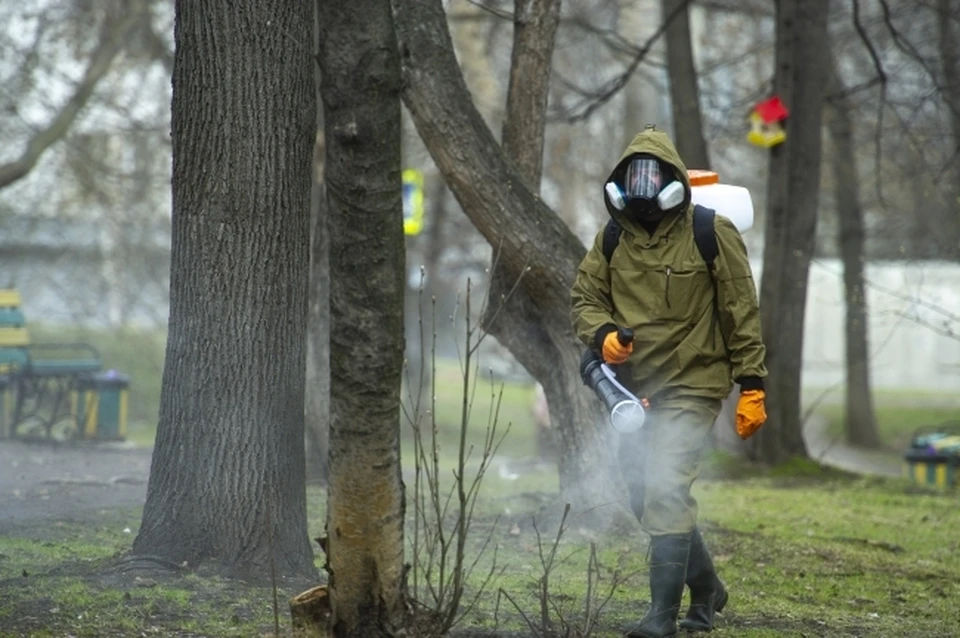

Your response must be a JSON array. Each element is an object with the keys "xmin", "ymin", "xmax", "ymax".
[
  {"xmin": 678, "ymin": 527, "xmax": 727, "ymax": 632},
  {"xmin": 623, "ymin": 533, "xmax": 691, "ymax": 638}
]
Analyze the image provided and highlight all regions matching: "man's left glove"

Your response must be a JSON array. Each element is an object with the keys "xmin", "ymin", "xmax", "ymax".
[{"xmin": 736, "ymin": 390, "xmax": 767, "ymax": 440}]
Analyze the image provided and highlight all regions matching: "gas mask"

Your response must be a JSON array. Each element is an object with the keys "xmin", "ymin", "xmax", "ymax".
[{"xmin": 605, "ymin": 156, "xmax": 685, "ymax": 222}]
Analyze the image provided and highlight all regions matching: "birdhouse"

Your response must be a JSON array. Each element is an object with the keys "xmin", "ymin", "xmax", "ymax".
[{"xmin": 747, "ymin": 96, "xmax": 789, "ymax": 148}]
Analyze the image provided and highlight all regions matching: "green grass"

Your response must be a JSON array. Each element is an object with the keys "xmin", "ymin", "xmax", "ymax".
[
  {"xmin": 3, "ymin": 448, "xmax": 960, "ymax": 636},
  {"xmin": 818, "ymin": 402, "xmax": 960, "ymax": 451},
  {"xmin": 400, "ymin": 357, "xmax": 541, "ymax": 470},
  {"xmin": 4, "ymin": 328, "xmax": 960, "ymax": 635}
]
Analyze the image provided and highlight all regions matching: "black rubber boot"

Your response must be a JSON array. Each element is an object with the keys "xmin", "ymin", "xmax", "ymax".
[
  {"xmin": 678, "ymin": 527, "xmax": 727, "ymax": 632},
  {"xmin": 623, "ymin": 533, "xmax": 691, "ymax": 638}
]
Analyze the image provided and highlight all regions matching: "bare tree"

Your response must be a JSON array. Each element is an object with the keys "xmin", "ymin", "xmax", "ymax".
[
  {"xmin": 754, "ymin": 0, "xmax": 830, "ymax": 462},
  {"xmin": 938, "ymin": 0, "xmax": 960, "ymax": 259},
  {"xmin": 825, "ymin": 60, "xmax": 880, "ymax": 449},
  {"xmin": 0, "ymin": 0, "xmax": 151, "ymax": 190},
  {"xmin": 662, "ymin": 0, "xmax": 711, "ymax": 168},
  {"xmin": 392, "ymin": 0, "xmax": 630, "ymax": 519},
  {"xmin": 131, "ymin": 0, "xmax": 316, "ymax": 579},
  {"xmin": 305, "ymin": 133, "xmax": 330, "ymax": 484},
  {"xmin": 318, "ymin": 0, "xmax": 407, "ymax": 634}
]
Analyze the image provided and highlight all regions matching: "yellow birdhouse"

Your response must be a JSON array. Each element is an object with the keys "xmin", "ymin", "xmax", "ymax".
[{"xmin": 747, "ymin": 96, "xmax": 789, "ymax": 148}]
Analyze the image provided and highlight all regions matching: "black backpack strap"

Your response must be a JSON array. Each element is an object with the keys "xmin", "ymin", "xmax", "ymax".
[
  {"xmin": 602, "ymin": 218, "xmax": 622, "ymax": 263},
  {"xmin": 604, "ymin": 209, "xmax": 717, "ymax": 266},
  {"xmin": 692, "ymin": 205, "xmax": 718, "ymax": 268}
]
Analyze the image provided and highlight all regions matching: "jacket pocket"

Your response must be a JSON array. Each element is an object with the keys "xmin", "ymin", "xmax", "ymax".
[
  {"xmin": 609, "ymin": 266, "xmax": 664, "ymax": 324},
  {"xmin": 660, "ymin": 266, "xmax": 712, "ymax": 322}
]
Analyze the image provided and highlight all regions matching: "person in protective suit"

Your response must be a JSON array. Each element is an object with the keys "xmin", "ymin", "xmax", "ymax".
[{"xmin": 570, "ymin": 126, "xmax": 768, "ymax": 638}]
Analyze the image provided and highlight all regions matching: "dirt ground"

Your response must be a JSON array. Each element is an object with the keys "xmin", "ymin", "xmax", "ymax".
[
  {"xmin": 0, "ymin": 439, "xmax": 152, "ymax": 536},
  {"xmin": 0, "ymin": 412, "xmax": 903, "ymax": 538}
]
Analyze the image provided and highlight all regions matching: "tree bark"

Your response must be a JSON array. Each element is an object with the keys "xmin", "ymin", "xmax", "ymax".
[
  {"xmin": 305, "ymin": 138, "xmax": 331, "ymax": 485},
  {"xmin": 662, "ymin": 0, "xmax": 710, "ymax": 169},
  {"xmin": 392, "ymin": 0, "xmax": 628, "ymax": 521},
  {"xmin": 619, "ymin": 0, "xmax": 664, "ymax": 147},
  {"xmin": 938, "ymin": 0, "xmax": 960, "ymax": 260},
  {"xmin": 484, "ymin": 0, "xmax": 566, "ymax": 472},
  {"xmin": 754, "ymin": 0, "xmax": 830, "ymax": 463},
  {"xmin": 318, "ymin": 0, "xmax": 407, "ymax": 634},
  {"xmin": 132, "ymin": 0, "xmax": 316, "ymax": 580},
  {"xmin": 500, "ymin": 0, "xmax": 560, "ymax": 189},
  {"xmin": 825, "ymin": 64, "xmax": 880, "ymax": 449}
]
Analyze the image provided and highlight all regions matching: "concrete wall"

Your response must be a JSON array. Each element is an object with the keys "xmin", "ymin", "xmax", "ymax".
[
  {"xmin": 755, "ymin": 259, "xmax": 960, "ymax": 393},
  {"xmin": 3, "ymin": 248, "xmax": 959, "ymax": 394}
]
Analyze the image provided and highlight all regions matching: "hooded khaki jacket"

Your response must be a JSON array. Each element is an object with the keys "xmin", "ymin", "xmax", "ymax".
[{"xmin": 571, "ymin": 128, "xmax": 767, "ymax": 402}]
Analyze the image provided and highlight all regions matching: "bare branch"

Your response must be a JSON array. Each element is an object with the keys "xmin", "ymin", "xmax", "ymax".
[
  {"xmin": 552, "ymin": 0, "xmax": 693, "ymax": 123},
  {"xmin": 0, "ymin": 5, "xmax": 146, "ymax": 190}
]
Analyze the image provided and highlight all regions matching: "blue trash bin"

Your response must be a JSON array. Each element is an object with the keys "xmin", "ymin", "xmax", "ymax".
[{"xmin": 73, "ymin": 370, "xmax": 131, "ymax": 441}]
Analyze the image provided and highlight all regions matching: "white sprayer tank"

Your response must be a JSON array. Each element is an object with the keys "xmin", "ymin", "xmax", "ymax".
[{"xmin": 687, "ymin": 170, "xmax": 754, "ymax": 233}]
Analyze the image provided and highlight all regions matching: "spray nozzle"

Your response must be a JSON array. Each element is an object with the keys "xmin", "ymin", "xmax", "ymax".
[{"xmin": 579, "ymin": 348, "xmax": 647, "ymax": 434}]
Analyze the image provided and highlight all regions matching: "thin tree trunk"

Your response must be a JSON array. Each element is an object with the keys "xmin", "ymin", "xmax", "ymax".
[
  {"xmin": 825, "ymin": 65, "xmax": 880, "ymax": 449},
  {"xmin": 754, "ymin": 0, "xmax": 830, "ymax": 463},
  {"xmin": 662, "ymin": 0, "xmax": 710, "ymax": 169},
  {"xmin": 132, "ymin": 0, "xmax": 316, "ymax": 580},
  {"xmin": 305, "ymin": 137, "xmax": 331, "ymax": 484},
  {"xmin": 392, "ymin": 0, "xmax": 628, "ymax": 522},
  {"xmin": 938, "ymin": 0, "xmax": 960, "ymax": 260},
  {"xmin": 318, "ymin": 0, "xmax": 406, "ymax": 633},
  {"xmin": 619, "ymin": 0, "xmax": 664, "ymax": 147},
  {"xmin": 485, "ymin": 0, "xmax": 564, "ymax": 462},
  {"xmin": 500, "ymin": 0, "xmax": 560, "ymax": 188}
]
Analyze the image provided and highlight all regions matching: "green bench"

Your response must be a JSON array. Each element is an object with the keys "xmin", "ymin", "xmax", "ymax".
[{"xmin": 0, "ymin": 288, "xmax": 103, "ymax": 439}]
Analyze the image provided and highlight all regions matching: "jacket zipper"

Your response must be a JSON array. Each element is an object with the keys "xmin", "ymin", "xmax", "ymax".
[{"xmin": 665, "ymin": 267, "xmax": 672, "ymax": 309}]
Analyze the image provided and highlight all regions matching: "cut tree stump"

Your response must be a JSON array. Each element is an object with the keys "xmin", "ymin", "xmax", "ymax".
[{"xmin": 290, "ymin": 584, "xmax": 330, "ymax": 634}]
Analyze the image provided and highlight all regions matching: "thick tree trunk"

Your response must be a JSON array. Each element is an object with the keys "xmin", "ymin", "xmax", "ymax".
[
  {"xmin": 825, "ymin": 65, "xmax": 880, "ymax": 449},
  {"xmin": 132, "ymin": 0, "xmax": 316, "ymax": 580},
  {"xmin": 662, "ymin": 0, "xmax": 710, "ymax": 169},
  {"xmin": 754, "ymin": 0, "xmax": 829, "ymax": 463},
  {"xmin": 318, "ymin": 0, "xmax": 406, "ymax": 634},
  {"xmin": 392, "ymin": 0, "xmax": 628, "ymax": 521}
]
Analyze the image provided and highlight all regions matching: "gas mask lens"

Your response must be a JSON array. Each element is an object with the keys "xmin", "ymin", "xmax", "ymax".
[{"xmin": 623, "ymin": 157, "xmax": 664, "ymax": 200}]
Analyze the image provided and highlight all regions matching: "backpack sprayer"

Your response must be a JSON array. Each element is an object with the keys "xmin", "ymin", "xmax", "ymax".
[{"xmin": 580, "ymin": 327, "xmax": 648, "ymax": 434}]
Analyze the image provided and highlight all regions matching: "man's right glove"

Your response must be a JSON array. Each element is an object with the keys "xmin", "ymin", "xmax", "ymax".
[
  {"xmin": 736, "ymin": 389, "xmax": 767, "ymax": 440},
  {"xmin": 601, "ymin": 331, "xmax": 633, "ymax": 364}
]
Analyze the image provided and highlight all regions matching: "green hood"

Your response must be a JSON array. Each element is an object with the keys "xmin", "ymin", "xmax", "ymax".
[{"xmin": 603, "ymin": 127, "xmax": 693, "ymax": 235}]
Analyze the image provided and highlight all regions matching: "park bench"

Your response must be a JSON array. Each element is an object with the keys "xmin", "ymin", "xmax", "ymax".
[{"xmin": 0, "ymin": 288, "xmax": 102, "ymax": 440}]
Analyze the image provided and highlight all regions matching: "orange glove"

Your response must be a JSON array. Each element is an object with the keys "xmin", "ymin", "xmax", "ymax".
[
  {"xmin": 601, "ymin": 331, "xmax": 633, "ymax": 364},
  {"xmin": 736, "ymin": 390, "xmax": 767, "ymax": 440}
]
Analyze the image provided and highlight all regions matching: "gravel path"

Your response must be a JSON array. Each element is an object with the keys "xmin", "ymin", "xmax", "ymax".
[
  {"xmin": 0, "ymin": 440, "xmax": 152, "ymax": 536},
  {"xmin": 803, "ymin": 415, "xmax": 902, "ymax": 478}
]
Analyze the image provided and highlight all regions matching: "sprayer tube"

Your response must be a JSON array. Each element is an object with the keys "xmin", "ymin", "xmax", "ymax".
[{"xmin": 600, "ymin": 363, "xmax": 643, "ymax": 405}]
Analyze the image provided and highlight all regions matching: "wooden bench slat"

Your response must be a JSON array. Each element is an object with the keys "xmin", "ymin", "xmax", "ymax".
[
  {"xmin": 0, "ymin": 289, "xmax": 22, "ymax": 307},
  {"xmin": 0, "ymin": 309, "xmax": 26, "ymax": 327},
  {"xmin": 0, "ymin": 327, "xmax": 30, "ymax": 347},
  {"xmin": 30, "ymin": 359, "xmax": 102, "ymax": 375}
]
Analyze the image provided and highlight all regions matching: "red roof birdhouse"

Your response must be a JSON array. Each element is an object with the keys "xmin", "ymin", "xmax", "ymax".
[{"xmin": 748, "ymin": 96, "xmax": 789, "ymax": 148}]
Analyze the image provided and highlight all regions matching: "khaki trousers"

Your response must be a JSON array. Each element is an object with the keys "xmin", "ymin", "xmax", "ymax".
[{"xmin": 616, "ymin": 396, "xmax": 721, "ymax": 536}]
